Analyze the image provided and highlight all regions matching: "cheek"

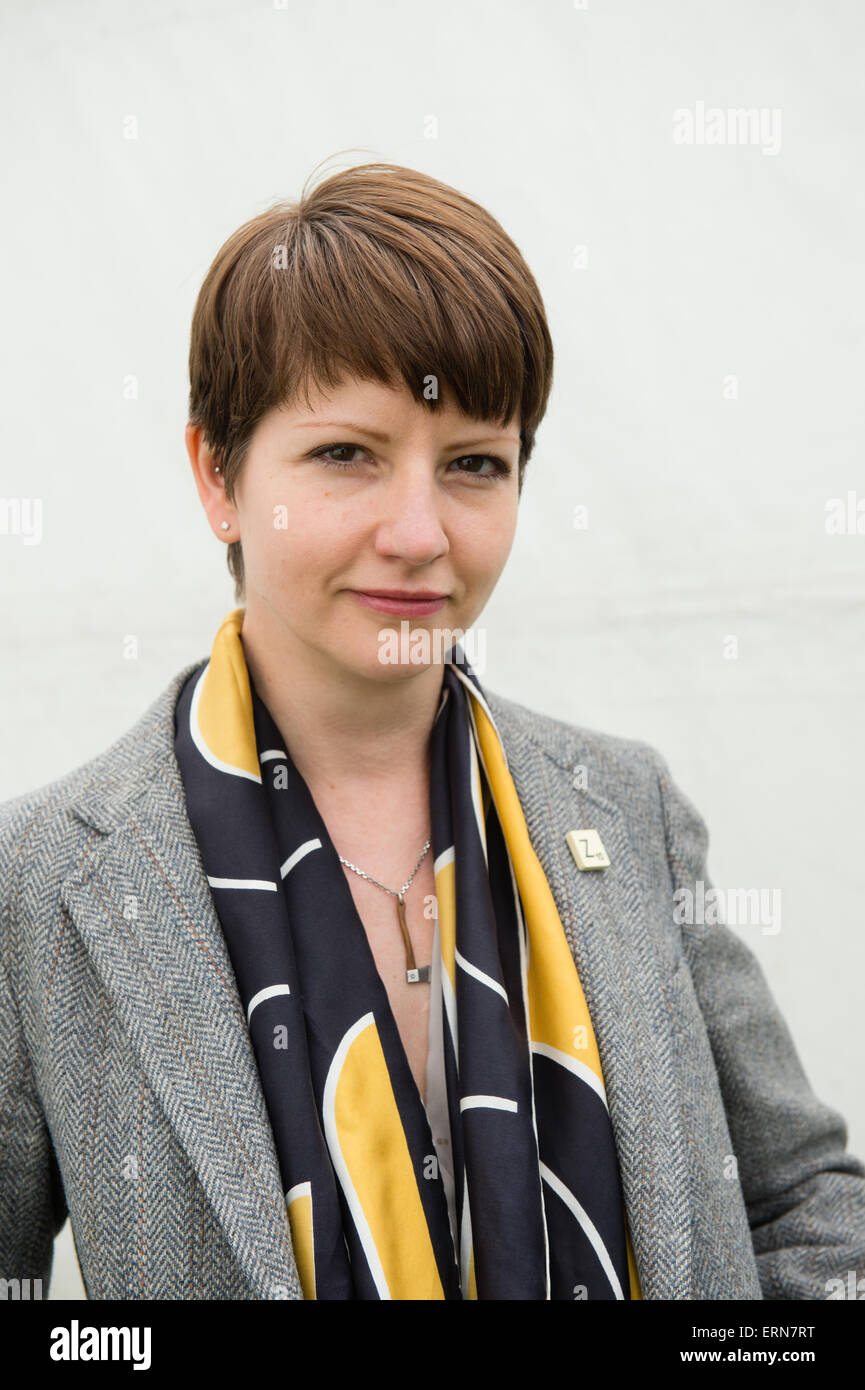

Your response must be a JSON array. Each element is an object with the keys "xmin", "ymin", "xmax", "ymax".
[
  {"xmin": 455, "ymin": 500, "xmax": 518, "ymax": 574},
  {"xmin": 254, "ymin": 492, "xmax": 357, "ymax": 587}
]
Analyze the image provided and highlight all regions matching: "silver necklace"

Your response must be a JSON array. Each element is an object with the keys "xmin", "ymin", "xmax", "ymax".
[{"xmin": 338, "ymin": 839, "xmax": 432, "ymax": 983}]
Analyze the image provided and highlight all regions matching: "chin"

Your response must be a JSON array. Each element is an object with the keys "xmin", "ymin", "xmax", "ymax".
[
  {"xmin": 328, "ymin": 636, "xmax": 442, "ymax": 682},
  {"xmin": 361, "ymin": 651, "xmax": 443, "ymax": 682}
]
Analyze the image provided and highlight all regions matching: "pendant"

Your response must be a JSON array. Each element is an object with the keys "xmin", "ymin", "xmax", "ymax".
[{"xmin": 396, "ymin": 893, "xmax": 430, "ymax": 984}]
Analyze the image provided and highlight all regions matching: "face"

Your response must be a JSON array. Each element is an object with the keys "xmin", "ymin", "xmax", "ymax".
[{"xmin": 189, "ymin": 374, "xmax": 521, "ymax": 684}]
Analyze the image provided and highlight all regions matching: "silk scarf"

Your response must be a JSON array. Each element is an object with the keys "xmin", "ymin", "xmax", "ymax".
[{"xmin": 173, "ymin": 608, "xmax": 641, "ymax": 1300}]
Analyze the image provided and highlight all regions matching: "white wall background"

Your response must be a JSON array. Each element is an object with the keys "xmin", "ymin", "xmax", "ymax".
[{"xmin": 1, "ymin": 0, "xmax": 862, "ymax": 1299}]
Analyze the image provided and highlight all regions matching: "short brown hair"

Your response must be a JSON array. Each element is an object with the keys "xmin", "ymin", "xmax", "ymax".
[{"xmin": 188, "ymin": 159, "xmax": 554, "ymax": 601}]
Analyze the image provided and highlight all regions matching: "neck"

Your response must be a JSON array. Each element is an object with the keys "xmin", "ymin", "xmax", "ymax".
[{"xmin": 238, "ymin": 602, "xmax": 444, "ymax": 792}]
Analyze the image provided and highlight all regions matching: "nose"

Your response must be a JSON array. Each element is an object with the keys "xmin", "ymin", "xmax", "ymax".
[{"xmin": 373, "ymin": 464, "xmax": 450, "ymax": 566}]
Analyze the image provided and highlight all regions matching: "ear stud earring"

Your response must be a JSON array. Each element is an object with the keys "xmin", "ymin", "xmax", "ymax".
[{"xmin": 220, "ymin": 521, "xmax": 230, "ymax": 531}]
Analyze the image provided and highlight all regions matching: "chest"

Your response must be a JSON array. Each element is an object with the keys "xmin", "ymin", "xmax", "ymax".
[{"xmin": 341, "ymin": 856, "xmax": 437, "ymax": 1106}]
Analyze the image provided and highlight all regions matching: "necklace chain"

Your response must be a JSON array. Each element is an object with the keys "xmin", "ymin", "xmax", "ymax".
[{"xmin": 337, "ymin": 839, "xmax": 432, "ymax": 901}]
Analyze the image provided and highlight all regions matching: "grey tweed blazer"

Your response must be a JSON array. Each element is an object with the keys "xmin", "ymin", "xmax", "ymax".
[{"xmin": 2, "ymin": 661, "xmax": 864, "ymax": 1301}]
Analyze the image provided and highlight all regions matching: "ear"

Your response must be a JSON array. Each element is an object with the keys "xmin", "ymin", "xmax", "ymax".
[{"xmin": 185, "ymin": 424, "xmax": 237, "ymax": 541}]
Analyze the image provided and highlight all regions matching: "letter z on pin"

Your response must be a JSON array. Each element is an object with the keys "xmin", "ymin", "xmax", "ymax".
[{"xmin": 565, "ymin": 828, "xmax": 610, "ymax": 871}]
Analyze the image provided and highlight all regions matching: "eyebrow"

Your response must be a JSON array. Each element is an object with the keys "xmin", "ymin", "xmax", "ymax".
[{"xmin": 295, "ymin": 421, "xmax": 520, "ymax": 451}]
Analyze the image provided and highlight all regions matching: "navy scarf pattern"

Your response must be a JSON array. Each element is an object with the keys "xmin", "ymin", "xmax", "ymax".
[{"xmin": 173, "ymin": 609, "xmax": 639, "ymax": 1300}]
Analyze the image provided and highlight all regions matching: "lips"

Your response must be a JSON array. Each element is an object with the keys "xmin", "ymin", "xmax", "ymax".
[
  {"xmin": 356, "ymin": 589, "xmax": 447, "ymax": 600},
  {"xmin": 348, "ymin": 588, "xmax": 449, "ymax": 616}
]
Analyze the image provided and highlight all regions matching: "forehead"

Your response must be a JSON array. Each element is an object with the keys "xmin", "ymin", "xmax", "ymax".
[{"xmin": 272, "ymin": 373, "xmax": 520, "ymax": 441}]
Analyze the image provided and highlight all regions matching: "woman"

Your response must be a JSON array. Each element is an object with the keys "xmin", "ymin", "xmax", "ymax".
[{"xmin": 1, "ymin": 162, "xmax": 863, "ymax": 1301}]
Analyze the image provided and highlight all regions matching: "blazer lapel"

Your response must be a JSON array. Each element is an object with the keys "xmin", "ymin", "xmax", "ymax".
[
  {"xmin": 60, "ymin": 665, "xmax": 302, "ymax": 1301},
  {"xmin": 486, "ymin": 693, "xmax": 692, "ymax": 1300}
]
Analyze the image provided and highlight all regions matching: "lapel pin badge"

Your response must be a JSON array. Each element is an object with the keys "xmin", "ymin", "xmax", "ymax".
[{"xmin": 565, "ymin": 828, "xmax": 610, "ymax": 871}]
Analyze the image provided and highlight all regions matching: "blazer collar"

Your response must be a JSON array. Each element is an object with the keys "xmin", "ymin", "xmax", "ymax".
[{"xmin": 59, "ymin": 663, "xmax": 689, "ymax": 1300}]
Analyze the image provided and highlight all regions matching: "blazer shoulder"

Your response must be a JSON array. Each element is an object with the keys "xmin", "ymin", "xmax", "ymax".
[
  {"xmin": 0, "ymin": 660, "xmax": 202, "ymax": 895},
  {"xmin": 483, "ymin": 686, "xmax": 710, "ymax": 886},
  {"xmin": 483, "ymin": 685, "xmax": 668, "ymax": 791}
]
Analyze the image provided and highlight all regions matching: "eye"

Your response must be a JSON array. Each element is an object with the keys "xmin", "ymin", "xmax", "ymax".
[
  {"xmin": 450, "ymin": 454, "xmax": 511, "ymax": 481},
  {"xmin": 310, "ymin": 444, "xmax": 369, "ymax": 469},
  {"xmin": 308, "ymin": 443, "xmax": 512, "ymax": 480}
]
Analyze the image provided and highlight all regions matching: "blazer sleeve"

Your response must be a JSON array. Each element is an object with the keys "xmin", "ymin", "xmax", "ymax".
[
  {"xmin": 653, "ymin": 751, "xmax": 865, "ymax": 1301},
  {"xmin": 0, "ymin": 804, "xmax": 69, "ymax": 1290}
]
